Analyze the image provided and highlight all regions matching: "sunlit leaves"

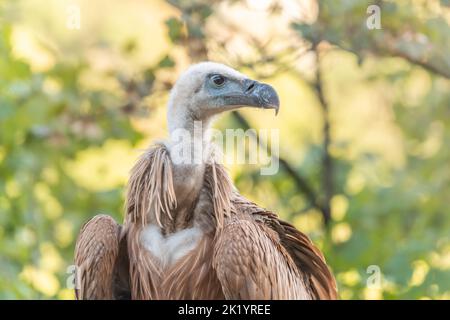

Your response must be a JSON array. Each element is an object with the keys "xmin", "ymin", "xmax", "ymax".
[{"xmin": 166, "ymin": 17, "xmax": 185, "ymax": 43}]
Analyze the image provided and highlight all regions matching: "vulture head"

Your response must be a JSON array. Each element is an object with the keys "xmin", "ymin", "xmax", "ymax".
[{"xmin": 167, "ymin": 62, "xmax": 279, "ymax": 133}]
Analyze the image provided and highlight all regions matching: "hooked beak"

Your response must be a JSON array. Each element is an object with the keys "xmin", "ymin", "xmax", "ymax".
[{"xmin": 222, "ymin": 79, "xmax": 280, "ymax": 115}]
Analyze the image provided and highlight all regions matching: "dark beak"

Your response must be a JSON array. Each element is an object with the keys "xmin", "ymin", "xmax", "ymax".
[{"xmin": 222, "ymin": 79, "xmax": 280, "ymax": 115}]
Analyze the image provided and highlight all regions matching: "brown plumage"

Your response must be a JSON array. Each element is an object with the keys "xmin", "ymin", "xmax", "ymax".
[{"xmin": 74, "ymin": 62, "xmax": 337, "ymax": 300}]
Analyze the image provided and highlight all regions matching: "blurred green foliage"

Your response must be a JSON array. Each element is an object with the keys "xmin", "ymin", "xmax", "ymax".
[{"xmin": 0, "ymin": 0, "xmax": 449, "ymax": 299}]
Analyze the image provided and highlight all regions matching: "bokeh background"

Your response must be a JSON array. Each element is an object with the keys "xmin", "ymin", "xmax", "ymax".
[{"xmin": 1, "ymin": 0, "xmax": 449, "ymax": 299}]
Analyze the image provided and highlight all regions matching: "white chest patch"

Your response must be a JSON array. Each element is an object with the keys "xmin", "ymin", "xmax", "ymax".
[{"xmin": 141, "ymin": 225, "xmax": 203, "ymax": 267}]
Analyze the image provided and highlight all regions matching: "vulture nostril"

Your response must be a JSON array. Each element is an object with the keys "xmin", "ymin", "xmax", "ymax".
[{"xmin": 245, "ymin": 81, "xmax": 256, "ymax": 93}]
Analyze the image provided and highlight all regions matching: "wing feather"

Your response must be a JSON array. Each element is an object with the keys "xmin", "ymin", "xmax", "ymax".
[
  {"xmin": 278, "ymin": 219, "xmax": 338, "ymax": 299},
  {"xmin": 74, "ymin": 214, "xmax": 124, "ymax": 299},
  {"xmin": 213, "ymin": 215, "xmax": 311, "ymax": 299},
  {"xmin": 213, "ymin": 194, "xmax": 337, "ymax": 300}
]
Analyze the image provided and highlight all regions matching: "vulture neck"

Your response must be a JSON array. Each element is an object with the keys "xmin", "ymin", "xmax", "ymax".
[
  {"xmin": 168, "ymin": 110, "xmax": 214, "ymax": 161},
  {"xmin": 166, "ymin": 112, "xmax": 214, "ymax": 232}
]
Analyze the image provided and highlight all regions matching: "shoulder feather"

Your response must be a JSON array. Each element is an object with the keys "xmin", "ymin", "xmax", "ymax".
[{"xmin": 125, "ymin": 144, "xmax": 177, "ymax": 227}]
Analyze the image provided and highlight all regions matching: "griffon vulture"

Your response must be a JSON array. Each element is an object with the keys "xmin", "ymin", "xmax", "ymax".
[{"xmin": 74, "ymin": 62, "xmax": 337, "ymax": 300}]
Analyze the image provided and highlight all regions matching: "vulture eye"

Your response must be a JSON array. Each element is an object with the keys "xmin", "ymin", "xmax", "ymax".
[{"xmin": 211, "ymin": 74, "xmax": 226, "ymax": 87}]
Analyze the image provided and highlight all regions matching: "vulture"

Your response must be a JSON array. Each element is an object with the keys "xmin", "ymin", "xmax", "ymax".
[{"xmin": 74, "ymin": 62, "xmax": 337, "ymax": 300}]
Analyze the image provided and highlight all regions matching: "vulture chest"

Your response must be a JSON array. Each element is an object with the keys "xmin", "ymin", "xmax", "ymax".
[{"xmin": 136, "ymin": 224, "xmax": 225, "ymax": 299}]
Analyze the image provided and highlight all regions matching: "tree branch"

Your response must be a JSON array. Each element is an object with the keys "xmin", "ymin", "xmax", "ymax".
[
  {"xmin": 312, "ymin": 44, "xmax": 333, "ymax": 226},
  {"xmin": 230, "ymin": 111, "xmax": 327, "ymax": 219},
  {"xmin": 374, "ymin": 36, "xmax": 450, "ymax": 79}
]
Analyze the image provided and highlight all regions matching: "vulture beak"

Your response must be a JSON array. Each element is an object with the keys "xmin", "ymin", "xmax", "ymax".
[{"xmin": 223, "ymin": 79, "xmax": 280, "ymax": 115}]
